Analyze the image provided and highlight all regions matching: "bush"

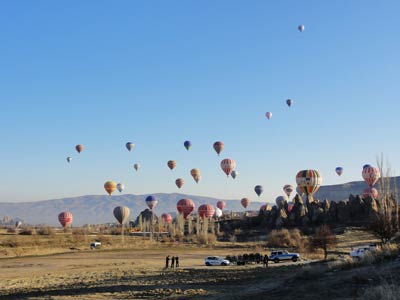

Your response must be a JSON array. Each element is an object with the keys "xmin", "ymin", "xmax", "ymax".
[
  {"xmin": 361, "ymin": 283, "xmax": 400, "ymax": 300},
  {"xmin": 96, "ymin": 234, "xmax": 111, "ymax": 245},
  {"xmin": 267, "ymin": 228, "xmax": 308, "ymax": 251},
  {"xmin": 7, "ymin": 228, "xmax": 17, "ymax": 233},
  {"xmin": 19, "ymin": 227, "xmax": 36, "ymax": 235},
  {"xmin": 36, "ymin": 227, "xmax": 55, "ymax": 236}
]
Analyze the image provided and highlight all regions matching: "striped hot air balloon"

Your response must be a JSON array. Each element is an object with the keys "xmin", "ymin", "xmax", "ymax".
[
  {"xmin": 161, "ymin": 213, "xmax": 173, "ymax": 224},
  {"xmin": 362, "ymin": 166, "xmax": 380, "ymax": 187},
  {"xmin": 104, "ymin": 181, "xmax": 117, "ymax": 195},
  {"xmin": 177, "ymin": 199, "xmax": 195, "ymax": 219},
  {"xmin": 113, "ymin": 206, "xmax": 130, "ymax": 225},
  {"xmin": 58, "ymin": 212, "xmax": 73, "ymax": 228},
  {"xmin": 198, "ymin": 204, "xmax": 215, "ymax": 219},
  {"xmin": 221, "ymin": 158, "xmax": 236, "ymax": 177},
  {"xmin": 295, "ymin": 170, "xmax": 322, "ymax": 201}
]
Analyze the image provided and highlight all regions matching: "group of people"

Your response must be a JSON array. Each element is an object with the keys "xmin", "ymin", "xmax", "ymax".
[{"xmin": 165, "ymin": 255, "xmax": 179, "ymax": 269}]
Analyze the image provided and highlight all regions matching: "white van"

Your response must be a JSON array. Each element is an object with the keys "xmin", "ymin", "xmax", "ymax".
[{"xmin": 90, "ymin": 242, "xmax": 101, "ymax": 250}]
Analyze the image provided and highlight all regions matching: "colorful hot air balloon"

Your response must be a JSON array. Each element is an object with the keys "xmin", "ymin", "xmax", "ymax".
[
  {"xmin": 295, "ymin": 170, "xmax": 322, "ymax": 201},
  {"xmin": 214, "ymin": 207, "xmax": 223, "ymax": 218},
  {"xmin": 175, "ymin": 178, "xmax": 184, "ymax": 189},
  {"xmin": 363, "ymin": 164, "xmax": 371, "ymax": 169},
  {"xmin": 254, "ymin": 185, "xmax": 263, "ymax": 197},
  {"xmin": 190, "ymin": 168, "xmax": 201, "ymax": 183},
  {"xmin": 362, "ymin": 166, "xmax": 380, "ymax": 187},
  {"xmin": 216, "ymin": 200, "xmax": 226, "ymax": 211},
  {"xmin": 167, "ymin": 160, "xmax": 177, "ymax": 170},
  {"xmin": 265, "ymin": 112, "xmax": 272, "ymax": 120},
  {"xmin": 117, "ymin": 183, "xmax": 125, "ymax": 193},
  {"xmin": 363, "ymin": 187, "xmax": 379, "ymax": 199},
  {"xmin": 113, "ymin": 206, "xmax": 130, "ymax": 225},
  {"xmin": 161, "ymin": 213, "xmax": 173, "ymax": 224},
  {"xmin": 66, "ymin": 157, "xmax": 72, "ymax": 163},
  {"xmin": 58, "ymin": 212, "xmax": 73, "ymax": 228},
  {"xmin": 125, "ymin": 142, "xmax": 134, "ymax": 152},
  {"xmin": 75, "ymin": 144, "xmax": 84, "ymax": 153},
  {"xmin": 177, "ymin": 199, "xmax": 195, "ymax": 219},
  {"xmin": 335, "ymin": 167, "xmax": 343, "ymax": 176},
  {"xmin": 213, "ymin": 141, "xmax": 224, "ymax": 156},
  {"xmin": 146, "ymin": 195, "xmax": 158, "ymax": 210},
  {"xmin": 220, "ymin": 158, "xmax": 236, "ymax": 177},
  {"xmin": 231, "ymin": 170, "xmax": 238, "ymax": 179},
  {"xmin": 198, "ymin": 204, "xmax": 215, "ymax": 219},
  {"xmin": 184, "ymin": 140, "xmax": 192, "ymax": 150},
  {"xmin": 104, "ymin": 181, "xmax": 117, "ymax": 195},
  {"xmin": 286, "ymin": 99, "xmax": 293, "ymax": 107},
  {"xmin": 134, "ymin": 163, "xmax": 140, "ymax": 171},
  {"xmin": 298, "ymin": 24, "xmax": 305, "ymax": 32},
  {"xmin": 241, "ymin": 198, "xmax": 250, "ymax": 209},
  {"xmin": 283, "ymin": 184, "xmax": 294, "ymax": 198}
]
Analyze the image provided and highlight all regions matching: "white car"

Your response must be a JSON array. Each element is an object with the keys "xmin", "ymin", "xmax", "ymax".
[
  {"xmin": 204, "ymin": 256, "xmax": 230, "ymax": 266},
  {"xmin": 350, "ymin": 244, "xmax": 377, "ymax": 259},
  {"xmin": 90, "ymin": 242, "xmax": 101, "ymax": 249}
]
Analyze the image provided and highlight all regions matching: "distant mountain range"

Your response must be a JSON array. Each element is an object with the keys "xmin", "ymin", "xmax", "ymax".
[{"xmin": 1, "ymin": 177, "xmax": 398, "ymax": 226}]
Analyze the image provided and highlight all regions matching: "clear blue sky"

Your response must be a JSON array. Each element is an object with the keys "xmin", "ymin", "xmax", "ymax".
[{"xmin": 1, "ymin": 1, "xmax": 399, "ymax": 203}]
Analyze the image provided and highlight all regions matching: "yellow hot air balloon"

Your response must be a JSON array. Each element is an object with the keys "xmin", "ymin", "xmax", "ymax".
[
  {"xmin": 190, "ymin": 168, "xmax": 201, "ymax": 183},
  {"xmin": 104, "ymin": 181, "xmax": 117, "ymax": 195}
]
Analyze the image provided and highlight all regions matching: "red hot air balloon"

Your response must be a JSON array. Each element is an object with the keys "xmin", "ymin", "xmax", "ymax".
[
  {"xmin": 75, "ymin": 144, "xmax": 84, "ymax": 153},
  {"xmin": 213, "ymin": 141, "xmax": 224, "ymax": 156},
  {"xmin": 175, "ymin": 178, "xmax": 184, "ymax": 189},
  {"xmin": 58, "ymin": 212, "xmax": 73, "ymax": 228},
  {"xmin": 363, "ymin": 187, "xmax": 379, "ymax": 199},
  {"xmin": 241, "ymin": 198, "xmax": 250, "ymax": 209},
  {"xmin": 362, "ymin": 166, "xmax": 380, "ymax": 187},
  {"xmin": 177, "ymin": 199, "xmax": 195, "ymax": 219},
  {"xmin": 161, "ymin": 213, "xmax": 173, "ymax": 224},
  {"xmin": 216, "ymin": 200, "xmax": 226, "ymax": 210},
  {"xmin": 198, "ymin": 204, "xmax": 215, "ymax": 219},
  {"xmin": 220, "ymin": 158, "xmax": 236, "ymax": 177}
]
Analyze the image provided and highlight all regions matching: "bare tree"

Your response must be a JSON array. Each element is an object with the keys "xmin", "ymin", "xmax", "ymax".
[
  {"xmin": 311, "ymin": 224, "xmax": 337, "ymax": 260},
  {"xmin": 369, "ymin": 155, "xmax": 399, "ymax": 244}
]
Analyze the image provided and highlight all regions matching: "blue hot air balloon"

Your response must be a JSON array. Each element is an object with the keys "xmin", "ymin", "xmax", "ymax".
[
  {"xmin": 363, "ymin": 164, "xmax": 371, "ymax": 169},
  {"xmin": 335, "ymin": 167, "xmax": 343, "ymax": 176},
  {"xmin": 254, "ymin": 185, "xmax": 263, "ymax": 197},
  {"xmin": 145, "ymin": 195, "xmax": 158, "ymax": 210},
  {"xmin": 184, "ymin": 140, "xmax": 192, "ymax": 151}
]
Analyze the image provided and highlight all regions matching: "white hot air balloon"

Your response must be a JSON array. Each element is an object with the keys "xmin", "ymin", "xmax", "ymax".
[
  {"xmin": 117, "ymin": 183, "xmax": 125, "ymax": 193},
  {"xmin": 265, "ymin": 112, "xmax": 272, "ymax": 119},
  {"xmin": 66, "ymin": 157, "xmax": 72, "ymax": 163},
  {"xmin": 214, "ymin": 207, "xmax": 223, "ymax": 218},
  {"xmin": 298, "ymin": 24, "xmax": 305, "ymax": 32}
]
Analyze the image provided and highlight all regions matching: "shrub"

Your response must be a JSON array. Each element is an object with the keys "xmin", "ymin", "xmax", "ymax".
[
  {"xmin": 7, "ymin": 228, "xmax": 17, "ymax": 233},
  {"xmin": 19, "ymin": 227, "xmax": 36, "ymax": 235},
  {"xmin": 267, "ymin": 228, "xmax": 308, "ymax": 251},
  {"xmin": 36, "ymin": 227, "xmax": 55, "ymax": 236}
]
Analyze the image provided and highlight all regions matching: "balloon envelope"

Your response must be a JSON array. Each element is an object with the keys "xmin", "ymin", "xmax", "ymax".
[
  {"xmin": 184, "ymin": 140, "xmax": 192, "ymax": 150},
  {"xmin": 216, "ymin": 200, "xmax": 226, "ymax": 210},
  {"xmin": 254, "ymin": 185, "xmax": 263, "ymax": 197},
  {"xmin": 125, "ymin": 142, "xmax": 134, "ymax": 151},
  {"xmin": 146, "ymin": 195, "xmax": 158, "ymax": 210},
  {"xmin": 231, "ymin": 170, "xmax": 238, "ymax": 179},
  {"xmin": 220, "ymin": 158, "xmax": 236, "ymax": 177},
  {"xmin": 363, "ymin": 164, "xmax": 371, "ymax": 169},
  {"xmin": 298, "ymin": 24, "xmax": 305, "ymax": 32},
  {"xmin": 283, "ymin": 184, "xmax": 294, "ymax": 198},
  {"xmin": 175, "ymin": 178, "xmax": 184, "ymax": 189},
  {"xmin": 134, "ymin": 163, "xmax": 140, "ymax": 171},
  {"xmin": 265, "ymin": 112, "xmax": 272, "ymax": 119},
  {"xmin": 113, "ymin": 206, "xmax": 130, "ymax": 225},
  {"xmin": 75, "ymin": 144, "xmax": 84, "ymax": 153},
  {"xmin": 295, "ymin": 170, "xmax": 322, "ymax": 196},
  {"xmin": 286, "ymin": 99, "xmax": 293, "ymax": 107},
  {"xmin": 167, "ymin": 160, "xmax": 177, "ymax": 170},
  {"xmin": 363, "ymin": 187, "xmax": 379, "ymax": 199},
  {"xmin": 214, "ymin": 207, "xmax": 223, "ymax": 218},
  {"xmin": 198, "ymin": 204, "xmax": 215, "ymax": 219},
  {"xmin": 177, "ymin": 199, "xmax": 195, "ymax": 219},
  {"xmin": 362, "ymin": 166, "xmax": 380, "ymax": 187},
  {"xmin": 335, "ymin": 167, "xmax": 343, "ymax": 176},
  {"xmin": 66, "ymin": 157, "xmax": 72, "ymax": 163},
  {"xmin": 241, "ymin": 198, "xmax": 250, "ymax": 209},
  {"xmin": 117, "ymin": 183, "xmax": 125, "ymax": 193},
  {"xmin": 58, "ymin": 212, "xmax": 73, "ymax": 228},
  {"xmin": 104, "ymin": 181, "xmax": 117, "ymax": 195},
  {"xmin": 213, "ymin": 141, "xmax": 224, "ymax": 155},
  {"xmin": 190, "ymin": 169, "xmax": 201, "ymax": 183},
  {"xmin": 161, "ymin": 213, "xmax": 172, "ymax": 224}
]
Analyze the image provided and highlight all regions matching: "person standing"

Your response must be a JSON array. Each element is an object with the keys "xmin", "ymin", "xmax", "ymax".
[
  {"xmin": 175, "ymin": 256, "xmax": 179, "ymax": 268},
  {"xmin": 171, "ymin": 256, "xmax": 175, "ymax": 269},
  {"xmin": 165, "ymin": 255, "xmax": 170, "ymax": 269},
  {"xmin": 263, "ymin": 254, "xmax": 269, "ymax": 268}
]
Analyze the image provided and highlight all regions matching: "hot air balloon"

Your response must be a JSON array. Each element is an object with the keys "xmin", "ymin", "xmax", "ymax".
[
  {"xmin": 161, "ymin": 213, "xmax": 172, "ymax": 224},
  {"xmin": 177, "ymin": 199, "xmax": 195, "ymax": 219},
  {"xmin": 216, "ymin": 200, "xmax": 226, "ymax": 210},
  {"xmin": 254, "ymin": 185, "xmax": 263, "ymax": 197},
  {"xmin": 184, "ymin": 140, "xmax": 191, "ymax": 150},
  {"xmin": 190, "ymin": 168, "xmax": 201, "ymax": 183},
  {"xmin": 117, "ymin": 183, "xmax": 125, "ymax": 193},
  {"xmin": 231, "ymin": 170, "xmax": 238, "ymax": 179},
  {"xmin": 198, "ymin": 204, "xmax": 215, "ymax": 219},
  {"xmin": 283, "ymin": 184, "xmax": 294, "ymax": 198},
  {"xmin": 220, "ymin": 158, "xmax": 236, "ymax": 177},
  {"xmin": 214, "ymin": 207, "xmax": 223, "ymax": 218},
  {"xmin": 241, "ymin": 198, "xmax": 250, "ymax": 209},
  {"xmin": 175, "ymin": 178, "xmax": 184, "ymax": 189},
  {"xmin": 167, "ymin": 160, "xmax": 177, "ymax": 170},
  {"xmin": 362, "ymin": 166, "xmax": 380, "ymax": 187},
  {"xmin": 363, "ymin": 187, "xmax": 379, "ymax": 199},
  {"xmin": 276, "ymin": 196, "xmax": 288, "ymax": 208},
  {"xmin": 146, "ymin": 195, "xmax": 158, "ymax": 210},
  {"xmin": 104, "ymin": 181, "xmax": 117, "ymax": 195},
  {"xmin": 335, "ymin": 167, "xmax": 343, "ymax": 176},
  {"xmin": 213, "ymin": 141, "xmax": 224, "ymax": 156},
  {"xmin": 363, "ymin": 164, "xmax": 371, "ymax": 169},
  {"xmin": 66, "ymin": 157, "xmax": 72, "ymax": 163},
  {"xmin": 265, "ymin": 112, "xmax": 272, "ymax": 120},
  {"xmin": 295, "ymin": 170, "xmax": 322, "ymax": 202},
  {"xmin": 298, "ymin": 24, "xmax": 305, "ymax": 32},
  {"xmin": 58, "ymin": 212, "xmax": 73, "ymax": 228},
  {"xmin": 125, "ymin": 142, "xmax": 134, "ymax": 152},
  {"xmin": 113, "ymin": 206, "xmax": 130, "ymax": 225},
  {"xmin": 75, "ymin": 144, "xmax": 84, "ymax": 153},
  {"xmin": 134, "ymin": 163, "xmax": 140, "ymax": 171},
  {"xmin": 286, "ymin": 99, "xmax": 293, "ymax": 107},
  {"xmin": 15, "ymin": 221, "xmax": 22, "ymax": 228}
]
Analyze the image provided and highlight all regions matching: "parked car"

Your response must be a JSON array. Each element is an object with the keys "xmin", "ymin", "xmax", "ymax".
[
  {"xmin": 204, "ymin": 256, "xmax": 230, "ymax": 266},
  {"xmin": 269, "ymin": 250, "xmax": 300, "ymax": 263},
  {"xmin": 90, "ymin": 242, "xmax": 101, "ymax": 249},
  {"xmin": 350, "ymin": 244, "xmax": 377, "ymax": 259}
]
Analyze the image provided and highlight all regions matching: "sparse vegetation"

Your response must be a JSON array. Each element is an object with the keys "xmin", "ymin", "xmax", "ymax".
[
  {"xmin": 310, "ymin": 224, "xmax": 337, "ymax": 260},
  {"xmin": 267, "ymin": 228, "xmax": 308, "ymax": 251}
]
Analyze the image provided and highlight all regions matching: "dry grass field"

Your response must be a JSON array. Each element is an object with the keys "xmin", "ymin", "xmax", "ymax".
[{"xmin": 0, "ymin": 227, "xmax": 398, "ymax": 300}]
